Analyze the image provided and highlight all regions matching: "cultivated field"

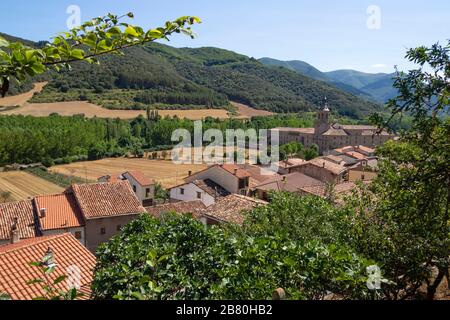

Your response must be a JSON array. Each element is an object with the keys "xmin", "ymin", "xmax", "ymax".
[
  {"xmin": 0, "ymin": 171, "xmax": 64, "ymax": 202},
  {"xmin": 0, "ymin": 82, "xmax": 47, "ymax": 108},
  {"xmin": 51, "ymin": 158, "xmax": 208, "ymax": 189},
  {"xmin": 1, "ymin": 101, "xmax": 233, "ymax": 120},
  {"xmin": 0, "ymin": 83, "xmax": 274, "ymax": 120},
  {"xmin": 231, "ymin": 102, "xmax": 274, "ymax": 118}
]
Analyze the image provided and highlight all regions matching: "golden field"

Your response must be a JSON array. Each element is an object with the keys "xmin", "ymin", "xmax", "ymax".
[
  {"xmin": 0, "ymin": 171, "xmax": 64, "ymax": 202},
  {"xmin": 51, "ymin": 158, "xmax": 208, "ymax": 189}
]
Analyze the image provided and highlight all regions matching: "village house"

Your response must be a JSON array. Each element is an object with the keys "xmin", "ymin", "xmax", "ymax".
[
  {"xmin": 0, "ymin": 233, "xmax": 96, "ymax": 300},
  {"xmin": 169, "ymin": 179, "xmax": 229, "ymax": 207},
  {"xmin": 290, "ymin": 157, "xmax": 348, "ymax": 183},
  {"xmin": 253, "ymin": 172, "xmax": 324, "ymax": 201},
  {"xmin": 198, "ymin": 194, "xmax": 268, "ymax": 226},
  {"xmin": 0, "ymin": 181, "xmax": 146, "ymax": 252},
  {"xmin": 270, "ymin": 101, "xmax": 395, "ymax": 153},
  {"xmin": 98, "ymin": 170, "xmax": 156, "ymax": 207},
  {"xmin": 298, "ymin": 181, "xmax": 370, "ymax": 205},
  {"xmin": 170, "ymin": 164, "xmax": 278, "ymax": 204}
]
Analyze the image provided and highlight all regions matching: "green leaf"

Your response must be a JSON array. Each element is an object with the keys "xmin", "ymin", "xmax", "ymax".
[
  {"xmin": 70, "ymin": 49, "xmax": 85, "ymax": 60},
  {"xmin": 54, "ymin": 275, "xmax": 67, "ymax": 285},
  {"xmin": 0, "ymin": 37, "xmax": 9, "ymax": 47},
  {"xmin": 125, "ymin": 26, "xmax": 139, "ymax": 37}
]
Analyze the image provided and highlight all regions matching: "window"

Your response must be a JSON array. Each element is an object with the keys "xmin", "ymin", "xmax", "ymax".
[
  {"xmin": 197, "ymin": 191, "xmax": 202, "ymax": 199},
  {"xmin": 74, "ymin": 231, "xmax": 82, "ymax": 239},
  {"xmin": 239, "ymin": 178, "xmax": 249, "ymax": 189},
  {"xmin": 100, "ymin": 227, "xmax": 106, "ymax": 235},
  {"xmin": 146, "ymin": 188, "xmax": 151, "ymax": 197},
  {"xmin": 133, "ymin": 185, "xmax": 137, "ymax": 193},
  {"xmin": 117, "ymin": 225, "xmax": 122, "ymax": 231},
  {"xmin": 180, "ymin": 188, "xmax": 185, "ymax": 195}
]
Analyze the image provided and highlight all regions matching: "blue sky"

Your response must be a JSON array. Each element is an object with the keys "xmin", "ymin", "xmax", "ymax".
[{"xmin": 0, "ymin": 0, "xmax": 448, "ymax": 73}]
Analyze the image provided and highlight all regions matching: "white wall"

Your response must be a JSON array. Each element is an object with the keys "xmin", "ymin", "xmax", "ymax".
[
  {"xmin": 185, "ymin": 166, "xmax": 238, "ymax": 194},
  {"xmin": 170, "ymin": 183, "xmax": 216, "ymax": 207},
  {"xmin": 123, "ymin": 173, "xmax": 155, "ymax": 204}
]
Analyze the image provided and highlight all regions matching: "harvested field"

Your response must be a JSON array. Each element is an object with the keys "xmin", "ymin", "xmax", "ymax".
[
  {"xmin": 0, "ymin": 171, "xmax": 64, "ymax": 202},
  {"xmin": 0, "ymin": 82, "xmax": 47, "ymax": 108},
  {"xmin": 1, "ymin": 101, "xmax": 232, "ymax": 120},
  {"xmin": 51, "ymin": 158, "xmax": 208, "ymax": 189},
  {"xmin": 231, "ymin": 102, "xmax": 274, "ymax": 118}
]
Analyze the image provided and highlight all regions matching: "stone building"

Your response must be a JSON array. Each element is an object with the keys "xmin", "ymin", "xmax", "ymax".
[{"xmin": 270, "ymin": 100, "xmax": 395, "ymax": 153}]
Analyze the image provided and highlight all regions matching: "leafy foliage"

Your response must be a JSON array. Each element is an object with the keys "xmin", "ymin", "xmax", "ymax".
[
  {"xmin": 352, "ymin": 41, "xmax": 450, "ymax": 300},
  {"xmin": 0, "ymin": 13, "xmax": 201, "ymax": 97},
  {"xmin": 92, "ymin": 196, "xmax": 376, "ymax": 300}
]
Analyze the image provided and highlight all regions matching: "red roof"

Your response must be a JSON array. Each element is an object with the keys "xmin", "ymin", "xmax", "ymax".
[
  {"xmin": 221, "ymin": 164, "xmax": 251, "ymax": 178},
  {"xmin": 0, "ymin": 233, "xmax": 96, "ymax": 300},
  {"xmin": 71, "ymin": 181, "xmax": 146, "ymax": 219},
  {"xmin": 0, "ymin": 200, "xmax": 36, "ymax": 242},
  {"xmin": 124, "ymin": 171, "xmax": 155, "ymax": 186},
  {"xmin": 200, "ymin": 195, "xmax": 267, "ymax": 225},
  {"xmin": 34, "ymin": 193, "xmax": 85, "ymax": 231}
]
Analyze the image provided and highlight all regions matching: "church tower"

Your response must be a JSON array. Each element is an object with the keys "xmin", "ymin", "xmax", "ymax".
[{"xmin": 314, "ymin": 97, "xmax": 331, "ymax": 136}]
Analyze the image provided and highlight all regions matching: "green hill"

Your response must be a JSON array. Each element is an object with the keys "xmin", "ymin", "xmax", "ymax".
[{"xmin": 3, "ymin": 33, "xmax": 382, "ymax": 119}]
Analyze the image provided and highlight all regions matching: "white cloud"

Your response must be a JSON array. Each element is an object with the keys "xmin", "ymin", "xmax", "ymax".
[{"xmin": 371, "ymin": 64, "xmax": 387, "ymax": 69}]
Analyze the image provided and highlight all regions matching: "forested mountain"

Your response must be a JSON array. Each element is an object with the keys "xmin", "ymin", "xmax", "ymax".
[
  {"xmin": 259, "ymin": 57, "xmax": 397, "ymax": 103},
  {"xmin": 2, "ymin": 33, "xmax": 382, "ymax": 119}
]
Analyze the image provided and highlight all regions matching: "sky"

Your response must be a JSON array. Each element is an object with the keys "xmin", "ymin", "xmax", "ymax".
[{"xmin": 0, "ymin": 0, "xmax": 449, "ymax": 73}]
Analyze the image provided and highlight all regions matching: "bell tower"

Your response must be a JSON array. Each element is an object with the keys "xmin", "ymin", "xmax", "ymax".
[{"xmin": 314, "ymin": 97, "xmax": 331, "ymax": 136}]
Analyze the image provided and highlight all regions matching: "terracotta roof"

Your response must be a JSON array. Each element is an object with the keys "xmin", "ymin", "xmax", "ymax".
[
  {"xmin": 323, "ymin": 128, "xmax": 348, "ymax": 136},
  {"xmin": 0, "ymin": 200, "xmax": 36, "ymax": 242},
  {"xmin": 356, "ymin": 145, "xmax": 375, "ymax": 154},
  {"xmin": 342, "ymin": 125, "xmax": 378, "ymax": 130},
  {"xmin": 271, "ymin": 127, "xmax": 315, "ymax": 134},
  {"xmin": 255, "ymin": 172, "xmax": 324, "ymax": 193},
  {"xmin": 71, "ymin": 181, "xmax": 146, "ymax": 219},
  {"xmin": 124, "ymin": 171, "xmax": 155, "ymax": 186},
  {"xmin": 192, "ymin": 180, "xmax": 230, "ymax": 198},
  {"xmin": 200, "ymin": 195, "xmax": 268, "ymax": 225},
  {"xmin": 34, "ymin": 193, "xmax": 85, "ymax": 231},
  {"xmin": 301, "ymin": 158, "xmax": 347, "ymax": 176},
  {"xmin": 221, "ymin": 164, "xmax": 251, "ymax": 178},
  {"xmin": 334, "ymin": 146, "xmax": 355, "ymax": 154},
  {"xmin": 146, "ymin": 201, "xmax": 206, "ymax": 219},
  {"xmin": 299, "ymin": 182, "xmax": 366, "ymax": 198},
  {"xmin": 345, "ymin": 151, "xmax": 367, "ymax": 160},
  {"xmin": 0, "ymin": 233, "xmax": 96, "ymax": 300},
  {"xmin": 324, "ymin": 155, "xmax": 345, "ymax": 165}
]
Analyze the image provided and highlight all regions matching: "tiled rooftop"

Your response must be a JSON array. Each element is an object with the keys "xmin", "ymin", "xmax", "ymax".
[
  {"xmin": 71, "ymin": 181, "xmax": 146, "ymax": 219},
  {"xmin": 254, "ymin": 172, "xmax": 324, "ymax": 193},
  {"xmin": 200, "ymin": 194, "xmax": 268, "ymax": 225},
  {"xmin": 0, "ymin": 233, "xmax": 96, "ymax": 300},
  {"xmin": 125, "ymin": 171, "xmax": 155, "ymax": 186},
  {"xmin": 0, "ymin": 200, "xmax": 36, "ymax": 242},
  {"xmin": 192, "ymin": 179, "xmax": 230, "ymax": 198},
  {"xmin": 34, "ymin": 193, "xmax": 84, "ymax": 231}
]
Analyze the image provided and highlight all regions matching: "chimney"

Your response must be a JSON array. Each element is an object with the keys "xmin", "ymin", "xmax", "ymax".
[
  {"xmin": 10, "ymin": 217, "xmax": 19, "ymax": 244},
  {"xmin": 188, "ymin": 170, "xmax": 192, "ymax": 176},
  {"xmin": 234, "ymin": 168, "xmax": 238, "ymax": 175},
  {"xmin": 282, "ymin": 176, "xmax": 287, "ymax": 182},
  {"xmin": 322, "ymin": 162, "xmax": 326, "ymax": 168},
  {"xmin": 40, "ymin": 208, "xmax": 46, "ymax": 218}
]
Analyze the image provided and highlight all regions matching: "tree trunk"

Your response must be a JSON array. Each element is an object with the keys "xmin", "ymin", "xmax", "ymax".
[{"xmin": 426, "ymin": 269, "xmax": 446, "ymax": 300}]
